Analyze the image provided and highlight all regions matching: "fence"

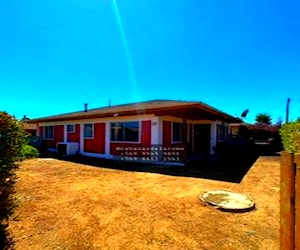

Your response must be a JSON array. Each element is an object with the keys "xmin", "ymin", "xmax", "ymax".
[{"xmin": 280, "ymin": 152, "xmax": 300, "ymax": 249}]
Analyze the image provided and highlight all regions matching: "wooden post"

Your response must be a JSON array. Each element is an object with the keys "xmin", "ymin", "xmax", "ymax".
[
  {"xmin": 295, "ymin": 154, "xmax": 300, "ymax": 250},
  {"xmin": 280, "ymin": 151, "xmax": 295, "ymax": 250},
  {"xmin": 182, "ymin": 118, "xmax": 188, "ymax": 162}
]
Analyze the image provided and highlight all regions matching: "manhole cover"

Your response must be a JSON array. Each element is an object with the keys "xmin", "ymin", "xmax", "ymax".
[{"xmin": 199, "ymin": 190, "xmax": 255, "ymax": 212}]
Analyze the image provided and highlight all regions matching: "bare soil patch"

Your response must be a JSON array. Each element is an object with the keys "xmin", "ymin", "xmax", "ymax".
[{"xmin": 9, "ymin": 157, "xmax": 279, "ymax": 250}]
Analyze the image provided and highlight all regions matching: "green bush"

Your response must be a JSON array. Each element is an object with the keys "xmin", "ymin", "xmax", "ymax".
[
  {"xmin": 279, "ymin": 121, "xmax": 300, "ymax": 153},
  {"xmin": 21, "ymin": 145, "xmax": 39, "ymax": 160},
  {"xmin": 0, "ymin": 112, "xmax": 27, "ymax": 249}
]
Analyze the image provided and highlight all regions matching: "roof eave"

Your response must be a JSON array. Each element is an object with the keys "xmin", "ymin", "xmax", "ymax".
[{"xmin": 29, "ymin": 103, "xmax": 241, "ymax": 124}]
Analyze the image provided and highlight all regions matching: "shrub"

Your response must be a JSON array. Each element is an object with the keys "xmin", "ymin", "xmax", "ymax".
[
  {"xmin": 21, "ymin": 145, "xmax": 39, "ymax": 160},
  {"xmin": 238, "ymin": 123, "xmax": 282, "ymax": 154},
  {"xmin": 279, "ymin": 121, "xmax": 300, "ymax": 153},
  {"xmin": 0, "ymin": 112, "xmax": 27, "ymax": 249},
  {"xmin": 246, "ymin": 123, "xmax": 281, "ymax": 140}
]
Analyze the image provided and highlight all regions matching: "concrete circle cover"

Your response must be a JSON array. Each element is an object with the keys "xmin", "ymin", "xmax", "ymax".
[{"xmin": 199, "ymin": 190, "xmax": 255, "ymax": 212}]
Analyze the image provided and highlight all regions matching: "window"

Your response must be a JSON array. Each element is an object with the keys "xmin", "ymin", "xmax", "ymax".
[
  {"xmin": 67, "ymin": 124, "xmax": 75, "ymax": 133},
  {"xmin": 84, "ymin": 124, "xmax": 93, "ymax": 138},
  {"xmin": 172, "ymin": 122, "xmax": 183, "ymax": 142},
  {"xmin": 44, "ymin": 126, "xmax": 54, "ymax": 140},
  {"xmin": 111, "ymin": 121, "xmax": 139, "ymax": 142},
  {"xmin": 217, "ymin": 124, "xmax": 228, "ymax": 141}
]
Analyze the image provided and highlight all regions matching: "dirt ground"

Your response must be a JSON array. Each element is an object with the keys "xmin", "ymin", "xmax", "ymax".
[{"xmin": 9, "ymin": 156, "xmax": 279, "ymax": 250}]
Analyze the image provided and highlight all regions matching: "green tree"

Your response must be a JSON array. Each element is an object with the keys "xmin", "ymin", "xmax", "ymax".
[
  {"xmin": 255, "ymin": 113, "xmax": 272, "ymax": 124},
  {"xmin": 0, "ymin": 112, "xmax": 27, "ymax": 249}
]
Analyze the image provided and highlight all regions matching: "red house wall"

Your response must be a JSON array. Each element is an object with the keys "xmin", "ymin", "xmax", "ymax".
[
  {"xmin": 163, "ymin": 120, "xmax": 171, "ymax": 147},
  {"xmin": 110, "ymin": 120, "xmax": 152, "ymax": 155},
  {"xmin": 141, "ymin": 120, "xmax": 151, "ymax": 145},
  {"xmin": 39, "ymin": 127, "xmax": 43, "ymax": 137},
  {"xmin": 41, "ymin": 125, "xmax": 64, "ymax": 148},
  {"xmin": 55, "ymin": 125, "xmax": 64, "ymax": 143},
  {"xmin": 67, "ymin": 124, "xmax": 80, "ymax": 142},
  {"xmin": 84, "ymin": 123, "xmax": 105, "ymax": 154}
]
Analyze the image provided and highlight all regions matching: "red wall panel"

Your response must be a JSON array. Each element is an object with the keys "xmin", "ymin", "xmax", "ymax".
[
  {"xmin": 84, "ymin": 123, "xmax": 105, "ymax": 154},
  {"xmin": 55, "ymin": 125, "xmax": 64, "ymax": 143},
  {"xmin": 67, "ymin": 124, "xmax": 80, "ymax": 142},
  {"xmin": 163, "ymin": 121, "xmax": 171, "ymax": 147},
  {"xmin": 39, "ymin": 126, "xmax": 43, "ymax": 137},
  {"xmin": 141, "ymin": 120, "xmax": 151, "ymax": 145},
  {"xmin": 110, "ymin": 143, "xmax": 144, "ymax": 156},
  {"xmin": 42, "ymin": 125, "xmax": 64, "ymax": 148}
]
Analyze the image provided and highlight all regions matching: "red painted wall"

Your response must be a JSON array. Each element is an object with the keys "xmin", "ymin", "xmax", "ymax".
[
  {"xmin": 110, "ymin": 120, "xmax": 152, "ymax": 155},
  {"xmin": 55, "ymin": 125, "xmax": 64, "ymax": 143},
  {"xmin": 39, "ymin": 127, "xmax": 43, "ymax": 137},
  {"xmin": 67, "ymin": 124, "xmax": 80, "ymax": 142},
  {"xmin": 41, "ymin": 125, "xmax": 64, "ymax": 148},
  {"xmin": 39, "ymin": 120, "xmax": 152, "ymax": 154},
  {"xmin": 84, "ymin": 123, "xmax": 105, "ymax": 154},
  {"xmin": 141, "ymin": 120, "xmax": 151, "ymax": 145},
  {"xmin": 163, "ymin": 121, "xmax": 171, "ymax": 147}
]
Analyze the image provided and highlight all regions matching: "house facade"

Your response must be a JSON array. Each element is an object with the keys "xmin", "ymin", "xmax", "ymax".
[{"xmin": 30, "ymin": 100, "xmax": 240, "ymax": 164}]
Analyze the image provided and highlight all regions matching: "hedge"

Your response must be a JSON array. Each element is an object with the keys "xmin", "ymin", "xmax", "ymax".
[
  {"xmin": 0, "ymin": 112, "xmax": 27, "ymax": 249},
  {"xmin": 279, "ymin": 121, "xmax": 300, "ymax": 153},
  {"xmin": 20, "ymin": 145, "xmax": 39, "ymax": 160}
]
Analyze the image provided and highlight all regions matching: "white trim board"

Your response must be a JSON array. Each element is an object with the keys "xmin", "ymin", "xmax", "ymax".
[{"xmin": 38, "ymin": 114, "xmax": 156, "ymax": 127}]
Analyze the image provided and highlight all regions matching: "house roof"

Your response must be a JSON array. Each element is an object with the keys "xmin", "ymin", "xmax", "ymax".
[
  {"xmin": 229, "ymin": 122, "xmax": 251, "ymax": 127},
  {"xmin": 29, "ymin": 100, "xmax": 241, "ymax": 123},
  {"xmin": 20, "ymin": 121, "xmax": 37, "ymax": 130}
]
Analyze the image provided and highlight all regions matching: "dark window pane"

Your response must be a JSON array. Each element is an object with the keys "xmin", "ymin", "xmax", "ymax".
[
  {"xmin": 84, "ymin": 124, "xmax": 93, "ymax": 138},
  {"xmin": 124, "ymin": 122, "xmax": 139, "ymax": 142},
  {"xmin": 217, "ymin": 124, "xmax": 227, "ymax": 141},
  {"xmin": 45, "ymin": 126, "xmax": 53, "ymax": 139},
  {"xmin": 111, "ymin": 122, "xmax": 124, "ymax": 141},
  {"xmin": 67, "ymin": 124, "xmax": 74, "ymax": 133},
  {"xmin": 110, "ymin": 121, "xmax": 139, "ymax": 142},
  {"xmin": 172, "ymin": 122, "xmax": 182, "ymax": 142}
]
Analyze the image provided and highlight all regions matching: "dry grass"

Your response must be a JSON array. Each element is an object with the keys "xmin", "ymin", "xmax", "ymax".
[{"xmin": 9, "ymin": 157, "xmax": 279, "ymax": 250}]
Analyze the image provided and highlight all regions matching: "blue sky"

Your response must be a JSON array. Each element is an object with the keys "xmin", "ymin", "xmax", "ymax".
[{"xmin": 0, "ymin": 0, "xmax": 299, "ymax": 123}]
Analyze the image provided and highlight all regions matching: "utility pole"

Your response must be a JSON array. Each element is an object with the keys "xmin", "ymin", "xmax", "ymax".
[{"xmin": 286, "ymin": 98, "xmax": 290, "ymax": 123}]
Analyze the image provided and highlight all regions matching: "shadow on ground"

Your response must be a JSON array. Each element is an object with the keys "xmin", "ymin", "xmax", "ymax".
[
  {"xmin": 51, "ymin": 153, "xmax": 265, "ymax": 183},
  {"xmin": 0, "ymin": 223, "xmax": 13, "ymax": 250}
]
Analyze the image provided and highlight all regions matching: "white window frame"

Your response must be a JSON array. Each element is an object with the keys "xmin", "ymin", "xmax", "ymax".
[
  {"xmin": 67, "ymin": 124, "xmax": 75, "ymax": 133},
  {"xmin": 44, "ymin": 126, "xmax": 54, "ymax": 140},
  {"xmin": 84, "ymin": 124, "xmax": 94, "ymax": 139},
  {"xmin": 172, "ymin": 122, "xmax": 183, "ymax": 143},
  {"xmin": 110, "ymin": 121, "xmax": 140, "ymax": 143}
]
